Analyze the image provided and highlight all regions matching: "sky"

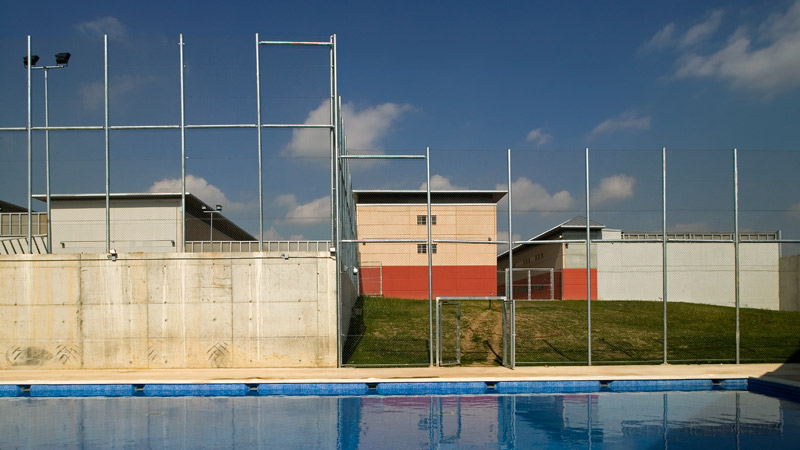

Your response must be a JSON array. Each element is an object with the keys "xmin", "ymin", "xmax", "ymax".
[{"xmin": 1, "ymin": 0, "xmax": 800, "ymax": 249}]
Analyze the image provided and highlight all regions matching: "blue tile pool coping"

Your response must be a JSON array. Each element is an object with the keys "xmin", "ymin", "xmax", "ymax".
[{"xmin": 2, "ymin": 378, "xmax": 798, "ymax": 401}]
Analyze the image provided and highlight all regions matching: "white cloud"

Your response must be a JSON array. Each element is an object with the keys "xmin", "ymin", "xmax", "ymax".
[
  {"xmin": 496, "ymin": 177, "xmax": 574, "ymax": 213},
  {"xmin": 525, "ymin": 128, "xmax": 553, "ymax": 146},
  {"xmin": 148, "ymin": 174, "xmax": 252, "ymax": 212},
  {"xmin": 277, "ymin": 194, "xmax": 331, "ymax": 225},
  {"xmin": 680, "ymin": 10, "xmax": 724, "ymax": 47},
  {"xmin": 497, "ymin": 231, "xmax": 522, "ymax": 244},
  {"xmin": 589, "ymin": 111, "xmax": 651, "ymax": 139},
  {"xmin": 591, "ymin": 174, "xmax": 636, "ymax": 204},
  {"xmin": 419, "ymin": 174, "xmax": 465, "ymax": 190},
  {"xmin": 670, "ymin": 222, "xmax": 713, "ymax": 232},
  {"xmin": 788, "ymin": 201, "xmax": 800, "ymax": 218},
  {"xmin": 75, "ymin": 17, "xmax": 127, "ymax": 39},
  {"xmin": 79, "ymin": 75, "xmax": 156, "ymax": 110},
  {"xmin": 643, "ymin": 22, "xmax": 676, "ymax": 52},
  {"xmin": 259, "ymin": 227, "xmax": 305, "ymax": 241},
  {"xmin": 284, "ymin": 100, "xmax": 411, "ymax": 161},
  {"xmin": 649, "ymin": 2, "xmax": 800, "ymax": 96}
]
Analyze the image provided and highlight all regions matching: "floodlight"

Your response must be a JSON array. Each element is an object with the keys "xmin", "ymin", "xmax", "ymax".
[
  {"xmin": 215, "ymin": 204, "xmax": 222, "ymax": 211},
  {"xmin": 23, "ymin": 55, "xmax": 40, "ymax": 67},
  {"xmin": 55, "ymin": 52, "xmax": 71, "ymax": 66}
]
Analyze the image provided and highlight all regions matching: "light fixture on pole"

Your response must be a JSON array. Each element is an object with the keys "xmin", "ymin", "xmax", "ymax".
[
  {"xmin": 202, "ymin": 204, "xmax": 222, "ymax": 249},
  {"xmin": 24, "ymin": 51, "xmax": 71, "ymax": 254}
]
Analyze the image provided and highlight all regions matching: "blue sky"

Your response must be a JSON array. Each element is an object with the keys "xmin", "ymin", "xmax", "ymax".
[{"xmin": 1, "ymin": 0, "xmax": 800, "ymax": 247}]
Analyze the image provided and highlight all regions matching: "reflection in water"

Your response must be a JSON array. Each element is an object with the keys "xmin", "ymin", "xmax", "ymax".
[{"xmin": 1, "ymin": 391, "xmax": 798, "ymax": 448}]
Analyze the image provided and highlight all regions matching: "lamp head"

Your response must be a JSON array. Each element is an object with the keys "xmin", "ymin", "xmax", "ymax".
[
  {"xmin": 55, "ymin": 52, "xmax": 71, "ymax": 66},
  {"xmin": 215, "ymin": 204, "xmax": 222, "ymax": 211},
  {"xmin": 23, "ymin": 55, "xmax": 40, "ymax": 68}
]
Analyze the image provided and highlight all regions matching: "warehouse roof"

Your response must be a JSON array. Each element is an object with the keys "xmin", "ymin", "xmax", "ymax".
[
  {"xmin": 353, "ymin": 190, "xmax": 507, "ymax": 204},
  {"xmin": 497, "ymin": 216, "xmax": 605, "ymax": 259}
]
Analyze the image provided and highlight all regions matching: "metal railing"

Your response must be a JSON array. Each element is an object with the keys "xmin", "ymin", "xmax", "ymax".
[{"xmin": 185, "ymin": 240, "xmax": 331, "ymax": 253}]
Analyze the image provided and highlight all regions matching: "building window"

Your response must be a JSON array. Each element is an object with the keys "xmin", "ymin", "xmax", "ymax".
[
  {"xmin": 417, "ymin": 215, "xmax": 437, "ymax": 225},
  {"xmin": 416, "ymin": 243, "xmax": 437, "ymax": 254}
]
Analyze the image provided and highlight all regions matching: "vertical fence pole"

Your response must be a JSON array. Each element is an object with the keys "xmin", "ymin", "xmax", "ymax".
[
  {"xmin": 662, "ymin": 147, "xmax": 668, "ymax": 364},
  {"xmin": 733, "ymin": 148, "xmax": 740, "ymax": 364},
  {"xmin": 427, "ymin": 146, "xmax": 434, "ymax": 366},
  {"xmin": 26, "ymin": 36, "xmax": 32, "ymax": 254},
  {"xmin": 255, "ymin": 33, "xmax": 263, "ymax": 252},
  {"xmin": 44, "ymin": 68, "xmax": 51, "ymax": 253},
  {"xmin": 507, "ymin": 148, "xmax": 515, "ymax": 368},
  {"xmin": 180, "ymin": 34, "xmax": 186, "ymax": 252},
  {"xmin": 585, "ymin": 147, "xmax": 592, "ymax": 366},
  {"xmin": 104, "ymin": 35, "xmax": 110, "ymax": 252},
  {"xmin": 331, "ymin": 35, "xmax": 343, "ymax": 367}
]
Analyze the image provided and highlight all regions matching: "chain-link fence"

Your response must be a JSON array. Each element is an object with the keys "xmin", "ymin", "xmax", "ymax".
[{"xmin": 2, "ymin": 34, "xmax": 799, "ymax": 369}]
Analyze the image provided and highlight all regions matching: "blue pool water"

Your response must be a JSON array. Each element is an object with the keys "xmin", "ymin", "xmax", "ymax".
[{"xmin": 2, "ymin": 388, "xmax": 799, "ymax": 449}]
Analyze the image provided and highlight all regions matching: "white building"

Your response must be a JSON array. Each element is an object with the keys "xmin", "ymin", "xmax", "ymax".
[
  {"xmin": 32, "ymin": 193, "xmax": 255, "ymax": 254},
  {"xmin": 499, "ymin": 217, "xmax": 782, "ymax": 310}
]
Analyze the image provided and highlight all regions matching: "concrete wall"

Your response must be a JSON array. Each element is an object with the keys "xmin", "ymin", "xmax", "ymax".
[
  {"xmin": 780, "ymin": 254, "xmax": 800, "ymax": 312},
  {"xmin": 0, "ymin": 252, "xmax": 339, "ymax": 369},
  {"xmin": 597, "ymin": 241, "xmax": 780, "ymax": 310}
]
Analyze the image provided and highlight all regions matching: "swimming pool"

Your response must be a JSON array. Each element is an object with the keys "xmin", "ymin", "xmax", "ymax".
[{"xmin": 2, "ymin": 380, "xmax": 799, "ymax": 448}]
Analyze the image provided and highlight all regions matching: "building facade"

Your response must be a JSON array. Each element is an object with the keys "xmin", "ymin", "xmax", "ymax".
[
  {"xmin": 354, "ymin": 190, "xmax": 506, "ymax": 300},
  {"xmin": 32, "ymin": 193, "xmax": 254, "ymax": 254},
  {"xmin": 498, "ymin": 216, "xmax": 783, "ymax": 310}
]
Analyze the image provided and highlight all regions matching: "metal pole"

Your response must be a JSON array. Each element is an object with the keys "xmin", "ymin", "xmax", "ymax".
[
  {"xmin": 44, "ymin": 68, "xmax": 51, "ymax": 253},
  {"xmin": 507, "ymin": 148, "xmax": 515, "ymax": 368},
  {"xmin": 527, "ymin": 270, "xmax": 531, "ymax": 300},
  {"xmin": 585, "ymin": 147, "xmax": 592, "ymax": 366},
  {"xmin": 180, "ymin": 34, "xmax": 186, "ymax": 252},
  {"xmin": 734, "ymin": 148, "xmax": 740, "ymax": 364},
  {"xmin": 255, "ymin": 33, "xmax": 263, "ymax": 252},
  {"xmin": 26, "ymin": 36, "xmax": 32, "ymax": 254},
  {"xmin": 332, "ymin": 34, "xmax": 343, "ymax": 368},
  {"xmin": 104, "ymin": 35, "xmax": 110, "ymax": 252},
  {"xmin": 662, "ymin": 147, "xmax": 668, "ymax": 364},
  {"xmin": 427, "ymin": 146, "xmax": 434, "ymax": 366}
]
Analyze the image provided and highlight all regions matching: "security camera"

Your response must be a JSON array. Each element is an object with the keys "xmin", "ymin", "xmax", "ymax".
[{"xmin": 108, "ymin": 248, "xmax": 118, "ymax": 262}]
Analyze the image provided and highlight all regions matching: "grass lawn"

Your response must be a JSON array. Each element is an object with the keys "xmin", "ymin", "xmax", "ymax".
[{"xmin": 343, "ymin": 297, "xmax": 800, "ymax": 366}]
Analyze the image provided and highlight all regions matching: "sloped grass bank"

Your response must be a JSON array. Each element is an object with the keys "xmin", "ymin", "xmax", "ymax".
[{"xmin": 344, "ymin": 297, "xmax": 800, "ymax": 366}]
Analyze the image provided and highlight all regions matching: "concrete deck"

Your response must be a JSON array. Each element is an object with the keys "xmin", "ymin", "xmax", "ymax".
[{"xmin": 2, "ymin": 364, "xmax": 799, "ymax": 387}]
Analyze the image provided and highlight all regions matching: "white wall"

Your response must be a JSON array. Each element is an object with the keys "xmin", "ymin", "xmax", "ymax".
[
  {"xmin": 597, "ymin": 240, "xmax": 780, "ymax": 310},
  {"xmin": 50, "ymin": 199, "xmax": 182, "ymax": 254}
]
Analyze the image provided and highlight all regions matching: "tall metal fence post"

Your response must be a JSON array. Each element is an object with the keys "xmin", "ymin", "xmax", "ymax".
[
  {"xmin": 180, "ymin": 34, "xmax": 186, "ymax": 252},
  {"xmin": 662, "ymin": 147, "xmax": 668, "ymax": 364},
  {"xmin": 585, "ymin": 147, "xmax": 592, "ymax": 366},
  {"xmin": 255, "ymin": 33, "xmax": 263, "ymax": 252},
  {"xmin": 104, "ymin": 34, "xmax": 110, "ymax": 252},
  {"xmin": 331, "ymin": 34, "xmax": 342, "ymax": 367},
  {"xmin": 427, "ymin": 146, "xmax": 434, "ymax": 367},
  {"xmin": 507, "ymin": 148, "xmax": 515, "ymax": 369},
  {"xmin": 26, "ymin": 36, "xmax": 32, "ymax": 253},
  {"xmin": 733, "ymin": 148, "xmax": 740, "ymax": 364}
]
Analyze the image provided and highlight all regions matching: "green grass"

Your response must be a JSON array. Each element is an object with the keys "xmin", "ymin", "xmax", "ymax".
[{"xmin": 343, "ymin": 297, "xmax": 800, "ymax": 366}]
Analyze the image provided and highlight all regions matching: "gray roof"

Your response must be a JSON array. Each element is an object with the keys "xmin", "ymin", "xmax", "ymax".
[
  {"xmin": 497, "ymin": 216, "xmax": 605, "ymax": 259},
  {"xmin": 353, "ymin": 189, "xmax": 507, "ymax": 204},
  {"xmin": 0, "ymin": 200, "xmax": 31, "ymax": 213}
]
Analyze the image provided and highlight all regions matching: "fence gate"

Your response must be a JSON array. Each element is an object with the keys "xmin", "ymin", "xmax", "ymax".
[
  {"xmin": 437, "ymin": 300, "xmax": 461, "ymax": 366},
  {"xmin": 435, "ymin": 296, "xmax": 507, "ymax": 367}
]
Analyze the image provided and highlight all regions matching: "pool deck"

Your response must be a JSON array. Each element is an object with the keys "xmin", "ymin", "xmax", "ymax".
[{"xmin": 2, "ymin": 363, "xmax": 799, "ymax": 388}]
